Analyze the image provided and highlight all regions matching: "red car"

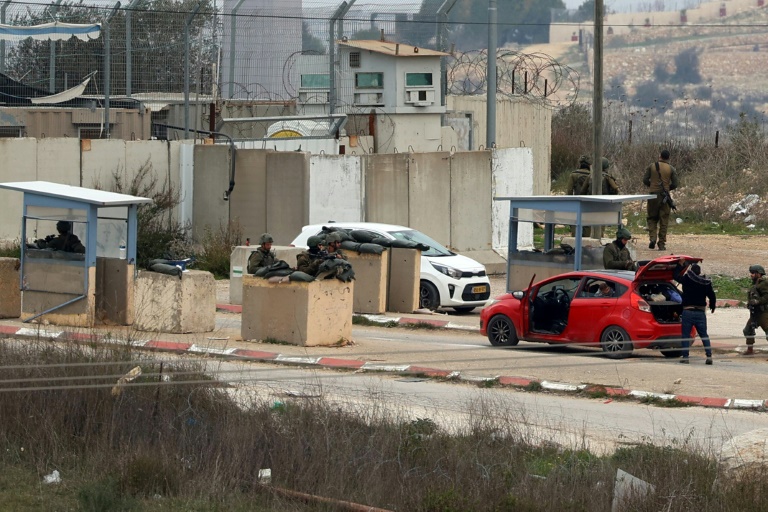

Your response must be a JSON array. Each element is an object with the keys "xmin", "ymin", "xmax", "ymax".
[{"xmin": 480, "ymin": 255, "xmax": 701, "ymax": 359}]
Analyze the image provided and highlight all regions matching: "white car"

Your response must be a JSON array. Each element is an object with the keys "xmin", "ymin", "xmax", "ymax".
[{"xmin": 290, "ymin": 222, "xmax": 492, "ymax": 312}]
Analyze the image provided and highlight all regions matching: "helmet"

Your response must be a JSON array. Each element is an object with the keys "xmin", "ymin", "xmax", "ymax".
[
  {"xmin": 749, "ymin": 264, "xmax": 765, "ymax": 275},
  {"xmin": 616, "ymin": 227, "xmax": 632, "ymax": 240},
  {"xmin": 258, "ymin": 233, "xmax": 273, "ymax": 244},
  {"xmin": 307, "ymin": 235, "xmax": 324, "ymax": 248},
  {"xmin": 325, "ymin": 232, "xmax": 342, "ymax": 243},
  {"xmin": 601, "ymin": 157, "xmax": 612, "ymax": 170},
  {"xmin": 56, "ymin": 220, "xmax": 72, "ymax": 233},
  {"xmin": 578, "ymin": 154, "xmax": 592, "ymax": 166}
]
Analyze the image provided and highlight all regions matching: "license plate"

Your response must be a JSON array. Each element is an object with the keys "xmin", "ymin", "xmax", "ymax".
[{"xmin": 472, "ymin": 285, "xmax": 487, "ymax": 294}]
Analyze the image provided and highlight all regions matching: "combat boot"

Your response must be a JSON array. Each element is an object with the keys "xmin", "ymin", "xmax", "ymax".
[{"xmin": 745, "ymin": 346, "xmax": 754, "ymax": 356}]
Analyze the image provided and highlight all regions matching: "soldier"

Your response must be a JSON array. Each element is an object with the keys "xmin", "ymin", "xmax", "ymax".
[
  {"xmin": 743, "ymin": 264, "xmax": 768, "ymax": 355},
  {"xmin": 603, "ymin": 227, "xmax": 637, "ymax": 271},
  {"xmin": 566, "ymin": 155, "xmax": 592, "ymax": 196},
  {"xmin": 581, "ymin": 157, "xmax": 620, "ymax": 195},
  {"xmin": 566, "ymin": 154, "xmax": 592, "ymax": 237},
  {"xmin": 37, "ymin": 220, "xmax": 85, "ymax": 253},
  {"xmin": 643, "ymin": 149, "xmax": 679, "ymax": 251},
  {"xmin": 325, "ymin": 232, "xmax": 347, "ymax": 260},
  {"xmin": 247, "ymin": 233, "xmax": 276, "ymax": 274},
  {"xmin": 296, "ymin": 236, "xmax": 327, "ymax": 276}
]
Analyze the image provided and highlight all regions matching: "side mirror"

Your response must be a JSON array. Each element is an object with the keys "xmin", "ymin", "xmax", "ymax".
[{"xmin": 512, "ymin": 291, "xmax": 524, "ymax": 300}]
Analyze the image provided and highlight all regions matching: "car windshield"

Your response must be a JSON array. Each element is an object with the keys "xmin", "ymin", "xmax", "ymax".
[{"xmin": 388, "ymin": 229, "xmax": 453, "ymax": 257}]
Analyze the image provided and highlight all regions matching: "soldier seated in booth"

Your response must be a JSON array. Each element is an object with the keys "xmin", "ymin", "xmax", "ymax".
[{"xmin": 35, "ymin": 220, "xmax": 85, "ymax": 254}]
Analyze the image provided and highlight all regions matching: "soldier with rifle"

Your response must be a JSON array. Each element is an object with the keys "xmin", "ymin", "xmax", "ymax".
[{"xmin": 743, "ymin": 264, "xmax": 768, "ymax": 355}]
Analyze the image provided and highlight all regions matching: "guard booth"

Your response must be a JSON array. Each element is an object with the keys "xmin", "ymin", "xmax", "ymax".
[
  {"xmin": 0, "ymin": 181, "xmax": 152, "ymax": 327},
  {"xmin": 495, "ymin": 194, "xmax": 654, "ymax": 291}
]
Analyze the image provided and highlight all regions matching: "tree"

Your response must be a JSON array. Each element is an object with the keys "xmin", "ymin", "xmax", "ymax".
[
  {"xmin": 302, "ymin": 22, "xmax": 325, "ymax": 54},
  {"xmin": 351, "ymin": 28, "xmax": 384, "ymax": 41},
  {"xmin": 671, "ymin": 47, "xmax": 702, "ymax": 84},
  {"xmin": 5, "ymin": 0, "xmax": 216, "ymax": 96},
  {"xmin": 576, "ymin": 0, "xmax": 595, "ymax": 22},
  {"xmin": 449, "ymin": 0, "xmax": 566, "ymax": 50}
]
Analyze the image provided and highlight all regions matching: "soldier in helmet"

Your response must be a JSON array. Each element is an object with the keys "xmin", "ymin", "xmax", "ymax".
[
  {"xmin": 603, "ymin": 227, "xmax": 637, "ymax": 271},
  {"xmin": 36, "ymin": 220, "xmax": 85, "ymax": 253},
  {"xmin": 296, "ymin": 235, "xmax": 326, "ymax": 276},
  {"xmin": 743, "ymin": 264, "xmax": 768, "ymax": 355},
  {"xmin": 247, "ymin": 233, "xmax": 276, "ymax": 274},
  {"xmin": 580, "ymin": 157, "xmax": 620, "ymax": 195},
  {"xmin": 325, "ymin": 232, "xmax": 347, "ymax": 260},
  {"xmin": 566, "ymin": 155, "xmax": 593, "ymax": 236}
]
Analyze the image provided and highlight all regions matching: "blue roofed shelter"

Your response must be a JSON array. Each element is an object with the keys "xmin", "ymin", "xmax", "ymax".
[
  {"xmin": 494, "ymin": 194, "xmax": 654, "ymax": 291},
  {"xmin": 0, "ymin": 181, "xmax": 152, "ymax": 327}
]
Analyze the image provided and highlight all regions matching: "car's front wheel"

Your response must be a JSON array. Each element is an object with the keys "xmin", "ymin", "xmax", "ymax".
[
  {"xmin": 487, "ymin": 315, "xmax": 519, "ymax": 347},
  {"xmin": 419, "ymin": 281, "xmax": 440, "ymax": 310},
  {"xmin": 600, "ymin": 326, "xmax": 633, "ymax": 359}
]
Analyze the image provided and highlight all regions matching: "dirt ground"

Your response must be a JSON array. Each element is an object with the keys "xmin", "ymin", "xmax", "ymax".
[{"xmin": 629, "ymin": 233, "xmax": 765, "ymax": 278}]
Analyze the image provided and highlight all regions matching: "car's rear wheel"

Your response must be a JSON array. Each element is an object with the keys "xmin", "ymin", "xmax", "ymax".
[
  {"xmin": 419, "ymin": 281, "xmax": 440, "ymax": 310},
  {"xmin": 661, "ymin": 344, "xmax": 683, "ymax": 358},
  {"xmin": 487, "ymin": 315, "xmax": 519, "ymax": 347},
  {"xmin": 453, "ymin": 306, "xmax": 475, "ymax": 314},
  {"xmin": 600, "ymin": 326, "xmax": 633, "ymax": 359}
]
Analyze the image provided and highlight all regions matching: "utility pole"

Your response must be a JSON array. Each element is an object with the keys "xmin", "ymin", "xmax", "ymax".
[
  {"xmin": 591, "ymin": 0, "xmax": 604, "ymax": 237},
  {"xmin": 486, "ymin": 0, "xmax": 497, "ymax": 149}
]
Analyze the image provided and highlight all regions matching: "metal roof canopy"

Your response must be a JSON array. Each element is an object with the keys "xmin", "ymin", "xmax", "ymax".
[
  {"xmin": 0, "ymin": 181, "xmax": 152, "ymax": 322},
  {"xmin": 494, "ymin": 194, "xmax": 655, "ymax": 273},
  {"xmin": 0, "ymin": 181, "xmax": 152, "ymax": 207}
]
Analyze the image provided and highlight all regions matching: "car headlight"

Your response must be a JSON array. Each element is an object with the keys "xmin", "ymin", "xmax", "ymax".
[{"xmin": 430, "ymin": 261, "xmax": 463, "ymax": 279}]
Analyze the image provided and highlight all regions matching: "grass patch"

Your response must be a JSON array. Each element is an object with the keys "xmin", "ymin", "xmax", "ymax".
[
  {"xmin": 402, "ymin": 321, "xmax": 440, "ymax": 330},
  {"xmin": 0, "ymin": 240, "xmax": 21, "ymax": 258},
  {"xmin": 638, "ymin": 395, "xmax": 689, "ymax": 408},
  {"xmin": 352, "ymin": 315, "xmax": 399, "ymax": 328},
  {"xmin": 583, "ymin": 384, "xmax": 609, "ymax": 399},
  {"xmin": 261, "ymin": 337, "xmax": 293, "ymax": 345},
  {"xmin": 525, "ymin": 381, "xmax": 543, "ymax": 392},
  {"xmin": 712, "ymin": 275, "xmax": 751, "ymax": 303}
]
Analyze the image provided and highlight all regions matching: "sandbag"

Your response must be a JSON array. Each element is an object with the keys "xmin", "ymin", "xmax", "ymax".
[
  {"xmin": 369, "ymin": 237, "xmax": 392, "ymax": 247},
  {"xmin": 356, "ymin": 243, "xmax": 384, "ymax": 255},
  {"xmin": 254, "ymin": 259, "xmax": 290, "ymax": 277},
  {"xmin": 316, "ymin": 259, "xmax": 355, "ymax": 282},
  {"xmin": 388, "ymin": 239, "xmax": 429, "ymax": 251},
  {"xmin": 289, "ymin": 271, "xmax": 315, "ymax": 282},
  {"xmin": 340, "ymin": 241, "xmax": 362, "ymax": 252},
  {"xmin": 262, "ymin": 269, "xmax": 293, "ymax": 279},
  {"xmin": 322, "ymin": 227, "xmax": 355, "ymax": 242},
  {"xmin": 149, "ymin": 263, "xmax": 182, "ymax": 277}
]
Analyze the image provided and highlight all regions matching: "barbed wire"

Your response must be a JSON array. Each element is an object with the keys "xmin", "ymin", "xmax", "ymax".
[{"xmin": 447, "ymin": 49, "xmax": 581, "ymax": 110}]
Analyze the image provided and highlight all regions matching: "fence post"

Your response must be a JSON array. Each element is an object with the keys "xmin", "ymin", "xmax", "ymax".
[
  {"xmin": 103, "ymin": 1, "xmax": 121, "ymax": 139},
  {"xmin": 185, "ymin": 1, "xmax": 203, "ymax": 139}
]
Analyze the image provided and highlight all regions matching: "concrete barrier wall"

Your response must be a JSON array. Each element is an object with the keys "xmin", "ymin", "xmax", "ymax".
[
  {"xmin": 363, "ymin": 153, "xmax": 410, "ymax": 226},
  {"xmin": 192, "ymin": 144, "xmax": 231, "ymax": 241},
  {"xmin": 407, "ymin": 152, "xmax": 451, "ymax": 246},
  {"xmin": 230, "ymin": 149, "xmax": 270, "ymax": 241},
  {"xmin": 265, "ymin": 151, "xmax": 310, "ymax": 245},
  {"xmin": 309, "ymin": 154, "xmax": 363, "ymax": 225},
  {"xmin": 450, "ymin": 150, "xmax": 493, "ymax": 251},
  {"xmin": 447, "ymin": 96, "xmax": 551, "ymax": 195},
  {"xmin": 492, "ymin": 148, "xmax": 535, "ymax": 253},
  {"xmin": 0, "ymin": 138, "xmax": 40, "ymax": 239}
]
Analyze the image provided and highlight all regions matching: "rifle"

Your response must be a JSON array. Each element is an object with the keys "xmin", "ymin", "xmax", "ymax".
[{"xmin": 655, "ymin": 162, "xmax": 677, "ymax": 210}]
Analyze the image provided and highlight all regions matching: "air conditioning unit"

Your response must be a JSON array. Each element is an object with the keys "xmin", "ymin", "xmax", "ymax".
[
  {"xmin": 354, "ymin": 92, "xmax": 384, "ymax": 106},
  {"xmin": 405, "ymin": 88, "xmax": 435, "ymax": 106},
  {"xmin": 298, "ymin": 90, "xmax": 330, "ymax": 104}
]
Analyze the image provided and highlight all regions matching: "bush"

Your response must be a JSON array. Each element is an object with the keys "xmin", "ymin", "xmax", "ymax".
[{"xmin": 195, "ymin": 221, "xmax": 243, "ymax": 279}]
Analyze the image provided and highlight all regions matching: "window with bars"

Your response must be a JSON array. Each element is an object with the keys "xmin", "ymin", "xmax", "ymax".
[{"xmin": 349, "ymin": 52, "xmax": 361, "ymax": 68}]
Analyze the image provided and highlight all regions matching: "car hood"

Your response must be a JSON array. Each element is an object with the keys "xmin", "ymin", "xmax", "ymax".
[
  {"xmin": 428, "ymin": 252, "xmax": 486, "ymax": 272},
  {"xmin": 635, "ymin": 254, "xmax": 702, "ymax": 282}
]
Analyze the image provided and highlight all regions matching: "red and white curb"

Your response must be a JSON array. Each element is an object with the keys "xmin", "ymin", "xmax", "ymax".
[{"xmin": 1, "ymin": 323, "xmax": 761, "ymax": 411}]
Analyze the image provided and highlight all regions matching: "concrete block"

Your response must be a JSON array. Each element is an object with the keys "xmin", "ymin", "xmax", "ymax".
[
  {"xmin": 134, "ymin": 270, "xmax": 215, "ymax": 333},
  {"xmin": 387, "ymin": 248, "xmax": 420, "ymax": 313},
  {"xmin": 346, "ymin": 250, "xmax": 389, "ymax": 314},
  {"xmin": 0, "ymin": 258, "xmax": 21, "ymax": 318},
  {"xmin": 229, "ymin": 245, "xmax": 304, "ymax": 305},
  {"xmin": 96, "ymin": 258, "xmax": 134, "ymax": 325},
  {"xmin": 241, "ymin": 275, "xmax": 353, "ymax": 346},
  {"xmin": 463, "ymin": 250, "xmax": 507, "ymax": 275}
]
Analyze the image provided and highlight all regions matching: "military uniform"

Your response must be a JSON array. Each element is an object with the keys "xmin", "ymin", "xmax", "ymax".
[
  {"xmin": 580, "ymin": 157, "xmax": 620, "ymax": 195},
  {"xmin": 643, "ymin": 154, "xmax": 679, "ymax": 250},
  {"xmin": 38, "ymin": 221, "xmax": 85, "ymax": 253},
  {"xmin": 566, "ymin": 155, "xmax": 593, "ymax": 237},
  {"xmin": 743, "ymin": 270, "xmax": 768, "ymax": 348},
  {"xmin": 247, "ymin": 247, "xmax": 276, "ymax": 274},
  {"xmin": 325, "ymin": 232, "xmax": 348, "ymax": 261},
  {"xmin": 603, "ymin": 228, "xmax": 636, "ymax": 271},
  {"xmin": 296, "ymin": 250, "xmax": 324, "ymax": 276}
]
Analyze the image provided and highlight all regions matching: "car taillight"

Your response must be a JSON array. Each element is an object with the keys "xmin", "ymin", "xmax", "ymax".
[{"xmin": 630, "ymin": 292, "xmax": 651, "ymax": 312}]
